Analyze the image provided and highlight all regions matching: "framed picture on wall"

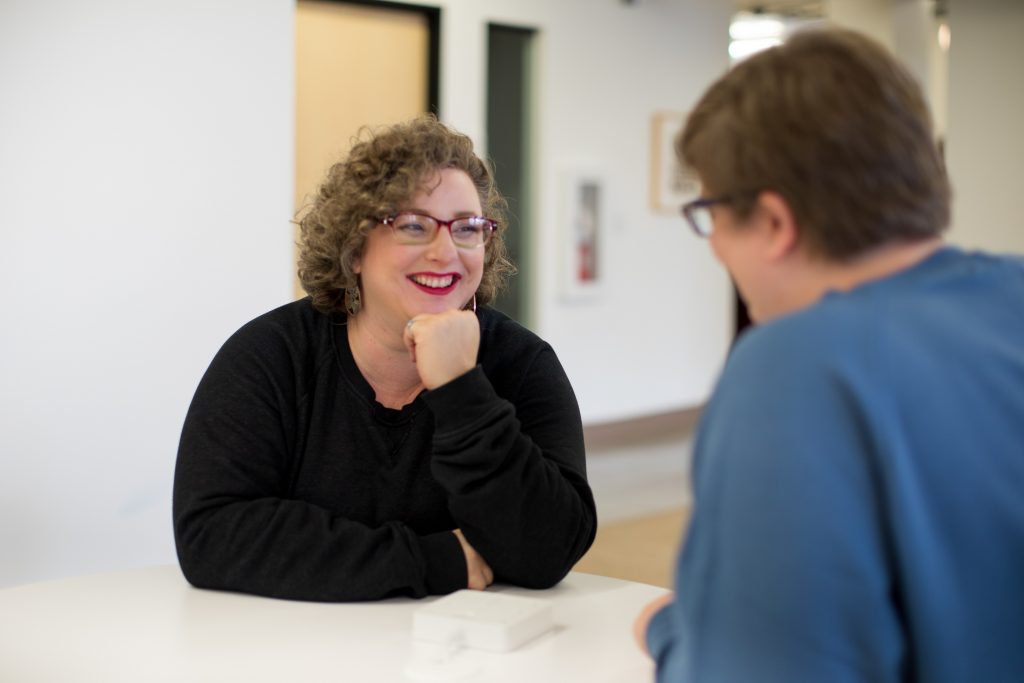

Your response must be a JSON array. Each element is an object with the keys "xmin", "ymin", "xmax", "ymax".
[
  {"xmin": 560, "ymin": 169, "xmax": 605, "ymax": 301},
  {"xmin": 649, "ymin": 111, "xmax": 700, "ymax": 214}
]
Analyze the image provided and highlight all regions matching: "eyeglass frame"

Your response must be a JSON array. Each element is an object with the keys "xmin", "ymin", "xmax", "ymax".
[
  {"xmin": 379, "ymin": 212, "xmax": 499, "ymax": 249},
  {"xmin": 680, "ymin": 196, "xmax": 735, "ymax": 238}
]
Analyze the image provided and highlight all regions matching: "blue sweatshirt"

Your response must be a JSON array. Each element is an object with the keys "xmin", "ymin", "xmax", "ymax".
[{"xmin": 648, "ymin": 247, "xmax": 1024, "ymax": 682}]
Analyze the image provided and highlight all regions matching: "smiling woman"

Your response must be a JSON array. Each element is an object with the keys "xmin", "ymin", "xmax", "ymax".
[
  {"xmin": 172, "ymin": 115, "xmax": 596, "ymax": 602},
  {"xmin": 355, "ymin": 169, "xmax": 487, "ymax": 332},
  {"xmin": 297, "ymin": 116, "xmax": 513, "ymax": 316}
]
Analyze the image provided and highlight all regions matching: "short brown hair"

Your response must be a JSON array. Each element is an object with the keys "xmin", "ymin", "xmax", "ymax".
[
  {"xmin": 677, "ymin": 28, "xmax": 950, "ymax": 260},
  {"xmin": 297, "ymin": 114, "xmax": 514, "ymax": 314}
]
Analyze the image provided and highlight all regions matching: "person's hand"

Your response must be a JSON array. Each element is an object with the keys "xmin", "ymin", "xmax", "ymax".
[
  {"xmin": 453, "ymin": 528, "xmax": 494, "ymax": 590},
  {"xmin": 633, "ymin": 592, "xmax": 675, "ymax": 655},
  {"xmin": 402, "ymin": 310, "xmax": 480, "ymax": 390}
]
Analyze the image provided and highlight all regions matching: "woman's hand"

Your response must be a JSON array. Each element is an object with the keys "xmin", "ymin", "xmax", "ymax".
[
  {"xmin": 453, "ymin": 528, "xmax": 494, "ymax": 590},
  {"xmin": 402, "ymin": 310, "xmax": 480, "ymax": 389},
  {"xmin": 633, "ymin": 592, "xmax": 675, "ymax": 655}
]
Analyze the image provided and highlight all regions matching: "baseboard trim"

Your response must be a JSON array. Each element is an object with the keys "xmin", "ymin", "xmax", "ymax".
[{"xmin": 583, "ymin": 406, "xmax": 702, "ymax": 450}]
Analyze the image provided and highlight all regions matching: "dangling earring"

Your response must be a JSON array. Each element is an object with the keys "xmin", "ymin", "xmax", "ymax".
[
  {"xmin": 344, "ymin": 284, "xmax": 362, "ymax": 316},
  {"xmin": 466, "ymin": 294, "xmax": 477, "ymax": 312}
]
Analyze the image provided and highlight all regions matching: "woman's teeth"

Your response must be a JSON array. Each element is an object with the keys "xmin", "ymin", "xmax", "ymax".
[{"xmin": 411, "ymin": 274, "xmax": 455, "ymax": 289}]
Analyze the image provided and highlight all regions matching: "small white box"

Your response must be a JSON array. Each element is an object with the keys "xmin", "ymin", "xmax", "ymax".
[{"xmin": 412, "ymin": 590, "xmax": 554, "ymax": 653}]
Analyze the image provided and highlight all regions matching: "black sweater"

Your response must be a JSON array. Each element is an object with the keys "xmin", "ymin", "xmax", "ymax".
[{"xmin": 172, "ymin": 299, "xmax": 596, "ymax": 601}]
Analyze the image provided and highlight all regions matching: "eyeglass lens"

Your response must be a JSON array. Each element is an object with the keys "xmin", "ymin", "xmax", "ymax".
[
  {"xmin": 688, "ymin": 207, "xmax": 714, "ymax": 237},
  {"xmin": 390, "ymin": 213, "xmax": 492, "ymax": 248}
]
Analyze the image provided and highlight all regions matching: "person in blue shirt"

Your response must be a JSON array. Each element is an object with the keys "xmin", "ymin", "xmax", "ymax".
[{"xmin": 635, "ymin": 28, "xmax": 1024, "ymax": 682}]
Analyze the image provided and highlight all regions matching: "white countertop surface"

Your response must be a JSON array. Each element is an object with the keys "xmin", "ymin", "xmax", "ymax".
[{"xmin": 0, "ymin": 565, "xmax": 668, "ymax": 682}]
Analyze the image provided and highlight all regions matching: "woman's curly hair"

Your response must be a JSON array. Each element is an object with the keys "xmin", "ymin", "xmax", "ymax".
[{"xmin": 297, "ymin": 114, "xmax": 514, "ymax": 315}]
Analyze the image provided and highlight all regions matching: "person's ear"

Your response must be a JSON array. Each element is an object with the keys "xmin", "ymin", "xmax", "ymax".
[{"xmin": 754, "ymin": 191, "xmax": 800, "ymax": 261}]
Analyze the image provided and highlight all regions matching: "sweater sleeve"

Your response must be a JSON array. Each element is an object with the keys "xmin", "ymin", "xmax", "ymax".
[
  {"xmin": 172, "ymin": 318, "xmax": 466, "ymax": 601},
  {"xmin": 420, "ymin": 343, "xmax": 597, "ymax": 589},
  {"xmin": 645, "ymin": 604, "xmax": 679, "ymax": 673}
]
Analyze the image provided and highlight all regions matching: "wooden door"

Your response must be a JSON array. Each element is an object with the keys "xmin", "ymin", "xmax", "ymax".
[{"xmin": 294, "ymin": 0, "xmax": 432, "ymax": 298}]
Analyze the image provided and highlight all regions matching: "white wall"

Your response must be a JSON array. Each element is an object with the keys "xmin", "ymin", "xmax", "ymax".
[
  {"xmin": 0, "ymin": 0, "xmax": 295, "ymax": 587},
  {"xmin": 420, "ymin": 0, "xmax": 736, "ymax": 423},
  {"xmin": 945, "ymin": 0, "xmax": 1024, "ymax": 254},
  {"xmin": 827, "ymin": 0, "xmax": 894, "ymax": 48}
]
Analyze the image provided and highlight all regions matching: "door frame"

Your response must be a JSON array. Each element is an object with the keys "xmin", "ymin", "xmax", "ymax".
[{"xmin": 320, "ymin": 0, "xmax": 441, "ymax": 113}]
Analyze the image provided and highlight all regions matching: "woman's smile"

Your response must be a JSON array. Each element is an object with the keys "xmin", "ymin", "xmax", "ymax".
[{"xmin": 408, "ymin": 272, "xmax": 461, "ymax": 294}]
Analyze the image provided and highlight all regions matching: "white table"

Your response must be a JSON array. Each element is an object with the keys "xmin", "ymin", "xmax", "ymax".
[{"xmin": 0, "ymin": 566, "xmax": 668, "ymax": 682}]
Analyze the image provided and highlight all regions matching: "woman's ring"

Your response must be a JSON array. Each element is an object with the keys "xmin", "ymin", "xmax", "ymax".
[{"xmin": 406, "ymin": 319, "xmax": 416, "ymax": 332}]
